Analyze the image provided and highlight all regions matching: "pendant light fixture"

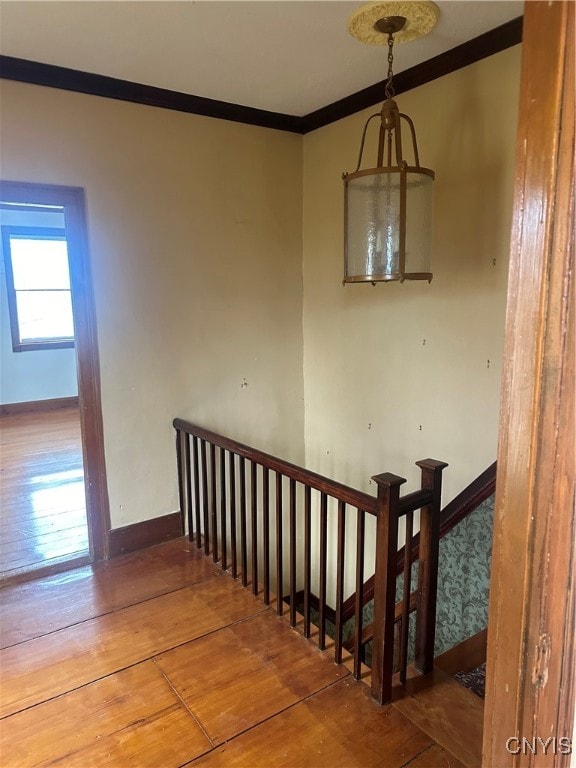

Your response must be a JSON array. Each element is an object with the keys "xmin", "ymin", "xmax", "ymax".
[{"xmin": 343, "ymin": 1, "xmax": 439, "ymax": 284}]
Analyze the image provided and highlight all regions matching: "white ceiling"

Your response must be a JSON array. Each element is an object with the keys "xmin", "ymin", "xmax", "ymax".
[{"xmin": 0, "ymin": 1, "xmax": 523, "ymax": 116}]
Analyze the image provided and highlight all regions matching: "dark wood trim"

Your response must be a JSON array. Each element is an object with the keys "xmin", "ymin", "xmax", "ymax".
[
  {"xmin": 340, "ymin": 462, "xmax": 497, "ymax": 622},
  {"xmin": 0, "ymin": 180, "xmax": 111, "ymax": 562},
  {"xmin": 108, "ymin": 513, "xmax": 184, "ymax": 558},
  {"xmin": 300, "ymin": 17, "xmax": 523, "ymax": 133},
  {"xmin": 0, "ymin": 55, "xmax": 302, "ymax": 134},
  {"xmin": 68, "ymin": 186, "xmax": 111, "ymax": 561},
  {"xmin": 436, "ymin": 628, "xmax": 488, "ymax": 677},
  {"xmin": 439, "ymin": 461, "xmax": 496, "ymax": 530},
  {"xmin": 0, "ymin": 396, "xmax": 79, "ymax": 415},
  {"xmin": 483, "ymin": 2, "xmax": 575, "ymax": 764},
  {"xmin": 174, "ymin": 418, "xmax": 377, "ymax": 514},
  {"xmin": 0, "ymin": 17, "xmax": 522, "ymax": 135}
]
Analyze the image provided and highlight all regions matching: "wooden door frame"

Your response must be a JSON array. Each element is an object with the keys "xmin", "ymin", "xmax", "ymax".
[
  {"xmin": 483, "ymin": 2, "xmax": 574, "ymax": 765},
  {"xmin": 0, "ymin": 180, "xmax": 110, "ymax": 562}
]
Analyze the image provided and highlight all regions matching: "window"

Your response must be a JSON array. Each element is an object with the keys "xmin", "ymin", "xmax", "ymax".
[{"xmin": 1, "ymin": 225, "xmax": 75, "ymax": 352}]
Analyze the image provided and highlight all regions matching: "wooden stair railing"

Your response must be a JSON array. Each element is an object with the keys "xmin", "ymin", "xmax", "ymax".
[
  {"xmin": 344, "ymin": 461, "xmax": 497, "ymax": 655},
  {"xmin": 173, "ymin": 417, "xmax": 447, "ymax": 705}
]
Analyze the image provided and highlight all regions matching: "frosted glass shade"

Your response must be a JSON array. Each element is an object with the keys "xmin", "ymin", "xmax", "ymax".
[{"xmin": 344, "ymin": 166, "xmax": 434, "ymax": 283}]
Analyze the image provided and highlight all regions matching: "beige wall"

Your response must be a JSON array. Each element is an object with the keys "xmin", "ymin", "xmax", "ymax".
[
  {"xmin": 0, "ymin": 80, "xmax": 304, "ymax": 528},
  {"xmin": 0, "ymin": 44, "xmax": 521, "ymax": 534},
  {"xmin": 303, "ymin": 46, "xmax": 521, "ymax": 507}
]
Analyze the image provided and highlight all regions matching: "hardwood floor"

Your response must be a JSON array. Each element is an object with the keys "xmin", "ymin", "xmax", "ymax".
[
  {"xmin": 0, "ymin": 538, "xmax": 481, "ymax": 768},
  {"xmin": 0, "ymin": 407, "xmax": 88, "ymax": 577}
]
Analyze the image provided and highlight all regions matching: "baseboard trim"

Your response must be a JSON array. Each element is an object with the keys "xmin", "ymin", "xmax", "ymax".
[
  {"xmin": 0, "ymin": 396, "xmax": 79, "ymax": 415},
  {"xmin": 435, "ymin": 628, "xmax": 488, "ymax": 677},
  {"xmin": 108, "ymin": 512, "xmax": 184, "ymax": 558},
  {"xmin": 289, "ymin": 589, "xmax": 337, "ymax": 625}
]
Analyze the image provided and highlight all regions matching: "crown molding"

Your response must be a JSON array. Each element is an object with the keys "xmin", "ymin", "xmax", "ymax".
[
  {"xmin": 0, "ymin": 55, "xmax": 302, "ymax": 134},
  {"xmin": 300, "ymin": 16, "xmax": 523, "ymax": 133},
  {"xmin": 0, "ymin": 16, "xmax": 522, "ymax": 136}
]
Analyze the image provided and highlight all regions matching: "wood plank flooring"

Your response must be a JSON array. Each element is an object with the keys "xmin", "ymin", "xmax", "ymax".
[
  {"xmin": 0, "ymin": 539, "xmax": 482, "ymax": 767},
  {"xmin": 0, "ymin": 540, "xmax": 220, "ymax": 648},
  {"xmin": 393, "ymin": 668, "xmax": 484, "ymax": 768},
  {"xmin": 0, "ymin": 408, "xmax": 88, "ymax": 577}
]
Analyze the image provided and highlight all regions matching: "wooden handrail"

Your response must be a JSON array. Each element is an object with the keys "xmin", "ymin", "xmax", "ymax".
[
  {"xmin": 341, "ymin": 460, "xmax": 497, "ymax": 644},
  {"xmin": 398, "ymin": 488, "xmax": 433, "ymax": 516},
  {"xmin": 393, "ymin": 461, "xmax": 497, "ymax": 582},
  {"xmin": 439, "ymin": 461, "xmax": 496, "ymax": 529},
  {"xmin": 173, "ymin": 418, "xmax": 377, "ymax": 514},
  {"xmin": 174, "ymin": 418, "xmax": 446, "ymax": 706}
]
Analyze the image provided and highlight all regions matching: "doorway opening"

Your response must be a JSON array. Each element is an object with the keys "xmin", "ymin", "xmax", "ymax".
[
  {"xmin": 0, "ymin": 181, "xmax": 110, "ymax": 582},
  {"xmin": 0, "ymin": 204, "xmax": 88, "ymax": 575}
]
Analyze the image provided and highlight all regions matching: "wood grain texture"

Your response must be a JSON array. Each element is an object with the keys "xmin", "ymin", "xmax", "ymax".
[
  {"xmin": 483, "ymin": 3, "xmax": 575, "ymax": 766},
  {"xmin": 0, "ymin": 538, "xmax": 219, "ymax": 649},
  {"xmin": 0, "ymin": 576, "xmax": 267, "ymax": 717},
  {"xmin": 0, "ymin": 408, "xmax": 88, "ymax": 576},
  {"xmin": 192, "ymin": 677, "xmax": 435, "ymax": 768},
  {"xmin": 392, "ymin": 668, "xmax": 484, "ymax": 768},
  {"xmin": 0, "ymin": 539, "xmax": 478, "ymax": 767},
  {"xmin": 0, "ymin": 661, "xmax": 212, "ymax": 768},
  {"xmin": 435, "ymin": 629, "xmax": 487, "ymax": 677},
  {"xmin": 155, "ymin": 611, "xmax": 349, "ymax": 744}
]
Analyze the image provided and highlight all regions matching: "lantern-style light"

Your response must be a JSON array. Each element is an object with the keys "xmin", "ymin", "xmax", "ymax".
[{"xmin": 343, "ymin": 2, "xmax": 439, "ymax": 284}]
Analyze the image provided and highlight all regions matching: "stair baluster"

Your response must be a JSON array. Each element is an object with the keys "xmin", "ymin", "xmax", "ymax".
[{"xmin": 174, "ymin": 418, "xmax": 446, "ymax": 707}]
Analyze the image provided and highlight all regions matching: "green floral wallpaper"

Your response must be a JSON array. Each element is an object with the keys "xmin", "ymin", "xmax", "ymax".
[
  {"xmin": 340, "ymin": 493, "xmax": 494, "ymax": 664},
  {"xmin": 433, "ymin": 493, "xmax": 494, "ymax": 654}
]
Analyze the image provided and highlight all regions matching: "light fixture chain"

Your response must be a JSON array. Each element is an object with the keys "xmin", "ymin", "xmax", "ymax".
[{"xmin": 385, "ymin": 32, "xmax": 395, "ymax": 99}]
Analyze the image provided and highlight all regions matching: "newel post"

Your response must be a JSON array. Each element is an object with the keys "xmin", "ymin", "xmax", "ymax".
[
  {"xmin": 414, "ymin": 459, "xmax": 448, "ymax": 674},
  {"xmin": 371, "ymin": 472, "xmax": 406, "ymax": 705}
]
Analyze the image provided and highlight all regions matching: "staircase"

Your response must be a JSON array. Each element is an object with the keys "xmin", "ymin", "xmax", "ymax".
[
  {"xmin": 344, "ymin": 466, "xmax": 496, "ymax": 665},
  {"xmin": 172, "ymin": 418, "xmax": 495, "ymax": 764},
  {"xmin": 174, "ymin": 417, "xmax": 450, "ymax": 705}
]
